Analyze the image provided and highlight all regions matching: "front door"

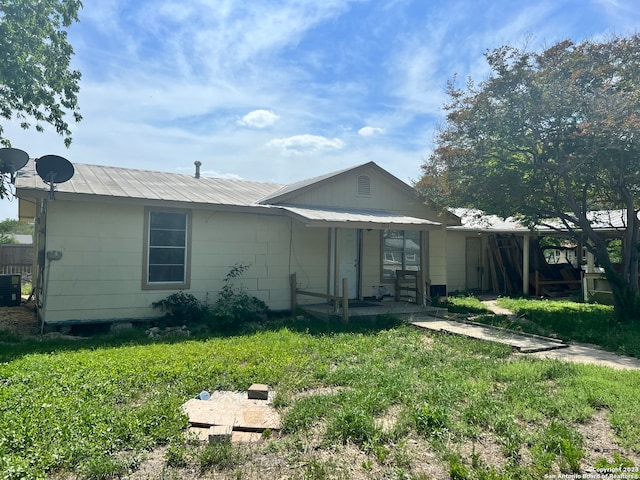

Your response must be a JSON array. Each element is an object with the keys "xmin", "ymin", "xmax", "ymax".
[{"xmin": 330, "ymin": 228, "xmax": 359, "ymax": 299}]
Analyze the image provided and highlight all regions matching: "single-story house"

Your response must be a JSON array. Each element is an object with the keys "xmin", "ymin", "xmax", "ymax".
[{"xmin": 15, "ymin": 161, "xmax": 457, "ymax": 325}]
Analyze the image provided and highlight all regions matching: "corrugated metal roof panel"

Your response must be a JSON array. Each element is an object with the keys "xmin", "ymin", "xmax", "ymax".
[
  {"xmin": 278, "ymin": 205, "xmax": 441, "ymax": 228},
  {"xmin": 448, "ymin": 208, "xmax": 639, "ymax": 232},
  {"xmin": 16, "ymin": 161, "xmax": 285, "ymax": 205}
]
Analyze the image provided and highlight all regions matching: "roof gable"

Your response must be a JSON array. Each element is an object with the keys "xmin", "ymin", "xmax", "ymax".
[{"xmin": 259, "ymin": 161, "xmax": 423, "ymax": 206}]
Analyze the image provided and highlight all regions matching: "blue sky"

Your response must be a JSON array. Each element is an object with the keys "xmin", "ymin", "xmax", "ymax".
[{"xmin": 3, "ymin": 0, "xmax": 640, "ymax": 220}]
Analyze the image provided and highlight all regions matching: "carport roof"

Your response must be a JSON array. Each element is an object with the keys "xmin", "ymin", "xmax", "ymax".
[{"xmin": 448, "ymin": 208, "xmax": 639, "ymax": 233}]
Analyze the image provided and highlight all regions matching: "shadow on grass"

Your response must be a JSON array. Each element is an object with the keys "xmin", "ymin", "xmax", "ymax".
[{"xmin": 0, "ymin": 314, "xmax": 405, "ymax": 363}]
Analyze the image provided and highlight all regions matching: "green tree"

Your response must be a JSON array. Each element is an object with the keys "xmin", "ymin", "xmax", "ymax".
[
  {"xmin": 419, "ymin": 35, "xmax": 640, "ymax": 320},
  {"xmin": 0, "ymin": 218, "xmax": 33, "ymax": 234},
  {"xmin": 0, "ymin": 0, "xmax": 83, "ymax": 148}
]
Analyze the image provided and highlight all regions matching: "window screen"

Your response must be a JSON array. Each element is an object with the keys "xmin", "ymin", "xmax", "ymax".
[{"xmin": 147, "ymin": 211, "xmax": 188, "ymax": 284}]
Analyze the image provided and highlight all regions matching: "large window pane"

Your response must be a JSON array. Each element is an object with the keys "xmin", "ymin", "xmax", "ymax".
[
  {"xmin": 382, "ymin": 230, "xmax": 421, "ymax": 280},
  {"xmin": 149, "ymin": 265, "xmax": 185, "ymax": 283},
  {"xmin": 149, "ymin": 247, "xmax": 186, "ymax": 265},
  {"xmin": 149, "ymin": 229, "xmax": 186, "ymax": 247},
  {"xmin": 150, "ymin": 212, "xmax": 186, "ymax": 230}
]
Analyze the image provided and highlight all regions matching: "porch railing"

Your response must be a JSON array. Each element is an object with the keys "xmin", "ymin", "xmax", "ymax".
[
  {"xmin": 290, "ymin": 273, "xmax": 349, "ymax": 322},
  {"xmin": 533, "ymin": 270, "xmax": 583, "ymax": 296}
]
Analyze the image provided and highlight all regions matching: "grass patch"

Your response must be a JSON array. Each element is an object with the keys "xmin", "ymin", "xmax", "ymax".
[
  {"xmin": 1, "ymin": 324, "xmax": 639, "ymax": 478},
  {"xmin": 442, "ymin": 295, "xmax": 492, "ymax": 314},
  {"xmin": 495, "ymin": 298, "xmax": 640, "ymax": 357}
]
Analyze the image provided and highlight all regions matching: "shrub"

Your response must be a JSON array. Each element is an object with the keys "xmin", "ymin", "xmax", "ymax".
[
  {"xmin": 152, "ymin": 291, "xmax": 208, "ymax": 327},
  {"xmin": 207, "ymin": 263, "xmax": 269, "ymax": 330}
]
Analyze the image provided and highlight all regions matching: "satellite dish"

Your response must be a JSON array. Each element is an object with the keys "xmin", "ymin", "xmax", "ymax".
[
  {"xmin": 0, "ymin": 148, "xmax": 29, "ymax": 182},
  {"xmin": 36, "ymin": 155, "xmax": 75, "ymax": 199}
]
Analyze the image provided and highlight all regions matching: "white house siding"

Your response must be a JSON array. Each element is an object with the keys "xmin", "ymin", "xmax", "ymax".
[
  {"xmin": 445, "ymin": 231, "xmax": 467, "ymax": 293},
  {"xmin": 284, "ymin": 168, "xmax": 440, "ymax": 220},
  {"xmin": 427, "ymin": 226, "xmax": 447, "ymax": 288},
  {"xmin": 190, "ymin": 211, "xmax": 328, "ymax": 310},
  {"xmin": 43, "ymin": 200, "xmax": 149, "ymax": 323},
  {"xmin": 361, "ymin": 229, "xmax": 381, "ymax": 296},
  {"xmin": 40, "ymin": 199, "xmax": 334, "ymax": 323}
]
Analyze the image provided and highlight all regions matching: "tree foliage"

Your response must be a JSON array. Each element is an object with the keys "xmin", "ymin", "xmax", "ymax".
[
  {"xmin": 0, "ymin": 0, "xmax": 83, "ymax": 148},
  {"xmin": 0, "ymin": 218, "xmax": 33, "ymax": 234},
  {"xmin": 419, "ymin": 35, "xmax": 640, "ymax": 320}
]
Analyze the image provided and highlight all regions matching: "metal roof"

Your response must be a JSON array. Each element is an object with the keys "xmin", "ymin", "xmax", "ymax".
[
  {"xmin": 278, "ymin": 205, "xmax": 441, "ymax": 229},
  {"xmin": 15, "ymin": 160, "xmax": 442, "ymax": 229},
  {"xmin": 15, "ymin": 161, "xmax": 284, "ymax": 206},
  {"xmin": 448, "ymin": 208, "xmax": 639, "ymax": 233}
]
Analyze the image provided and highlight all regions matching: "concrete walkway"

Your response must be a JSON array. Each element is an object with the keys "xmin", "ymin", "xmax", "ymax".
[
  {"xmin": 410, "ymin": 298, "xmax": 640, "ymax": 370},
  {"xmin": 411, "ymin": 318, "xmax": 568, "ymax": 353}
]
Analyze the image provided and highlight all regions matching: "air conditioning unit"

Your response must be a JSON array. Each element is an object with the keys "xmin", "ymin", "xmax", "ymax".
[{"xmin": 0, "ymin": 274, "xmax": 21, "ymax": 307}]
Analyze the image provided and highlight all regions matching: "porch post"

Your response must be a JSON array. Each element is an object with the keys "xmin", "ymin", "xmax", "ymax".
[
  {"xmin": 333, "ymin": 228, "xmax": 340, "ymax": 313},
  {"xmin": 420, "ymin": 230, "xmax": 430, "ymax": 305},
  {"xmin": 522, "ymin": 233, "xmax": 530, "ymax": 295}
]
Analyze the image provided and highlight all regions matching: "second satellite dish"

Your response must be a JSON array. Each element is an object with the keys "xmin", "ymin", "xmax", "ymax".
[
  {"xmin": 0, "ymin": 148, "xmax": 29, "ymax": 181},
  {"xmin": 36, "ymin": 155, "xmax": 75, "ymax": 199}
]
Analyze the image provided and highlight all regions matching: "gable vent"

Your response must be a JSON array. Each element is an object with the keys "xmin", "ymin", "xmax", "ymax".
[{"xmin": 357, "ymin": 174, "xmax": 371, "ymax": 196}]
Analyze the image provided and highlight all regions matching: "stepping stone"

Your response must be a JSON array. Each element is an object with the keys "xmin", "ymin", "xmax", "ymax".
[
  {"xmin": 182, "ymin": 391, "xmax": 281, "ymax": 431},
  {"xmin": 248, "ymin": 383, "xmax": 269, "ymax": 400},
  {"xmin": 187, "ymin": 426, "xmax": 265, "ymax": 443}
]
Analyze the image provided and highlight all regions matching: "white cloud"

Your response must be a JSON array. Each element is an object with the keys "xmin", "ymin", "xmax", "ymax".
[
  {"xmin": 238, "ymin": 110, "xmax": 280, "ymax": 128},
  {"xmin": 358, "ymin": 126, "xmax": 384, "ymax": 137},
  {"xmin": 266, "ymin": 134, "xmax": 345, "ymax": 155}
]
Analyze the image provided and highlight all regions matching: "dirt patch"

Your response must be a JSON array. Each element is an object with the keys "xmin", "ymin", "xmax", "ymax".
[
  {"xmin": 579, "ymin": 409, "xmax": 640, "ymax": 472},
  {"xmin": 0, "ymin": 298, "xmax": 38, "ymax": 336}
]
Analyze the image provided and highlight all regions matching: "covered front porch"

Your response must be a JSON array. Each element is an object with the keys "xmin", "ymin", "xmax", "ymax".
[
  {"xmin": 281, "ymin": 205, "xmax": 446, "ymax": 321},
  {"xmin": 298, "ymin": 298, "xmax": 444, "ymax": 322}
]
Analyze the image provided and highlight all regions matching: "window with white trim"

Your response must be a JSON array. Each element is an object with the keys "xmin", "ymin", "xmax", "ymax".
[{"xmin": 143, "ymin": 208, "xmax": 191, "ymax": 289}]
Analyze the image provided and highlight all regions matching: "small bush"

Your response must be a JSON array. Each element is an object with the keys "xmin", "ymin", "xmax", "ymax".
[
  {"xmin": 152, "ymin": 291, "xmax": 207, "ymax": 327},
  {"xmin": 207, "ymin": 263, "xmax": 269, "ymax": 330},
  {"xmin": 151, "ymin": 263, "xmax": 269, "ymax": 332}
]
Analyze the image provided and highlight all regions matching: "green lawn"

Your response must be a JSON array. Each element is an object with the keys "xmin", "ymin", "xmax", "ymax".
[
  {"xmin": 1, "ymin": 322, "xmax": 640, "ymax": 479},
  {"xmin": 446, "ymin": 296, "xmax": 640, "ymax": 358}
]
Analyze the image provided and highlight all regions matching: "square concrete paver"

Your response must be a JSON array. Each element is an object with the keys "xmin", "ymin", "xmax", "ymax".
[{"xmin": 182, "ymin": 391, "xmax": 281, "ymax": 431}]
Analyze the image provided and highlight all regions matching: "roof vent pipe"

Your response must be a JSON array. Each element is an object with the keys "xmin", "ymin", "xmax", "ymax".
[{"xmin": 194, "ymin": 161, "xmax": 201, "ymax": 179}]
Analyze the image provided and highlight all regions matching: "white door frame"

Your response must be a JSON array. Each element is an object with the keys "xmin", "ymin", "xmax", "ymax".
[{"xmin": 329, "ymin": 227, "xmax": 360, "ymax": 299}]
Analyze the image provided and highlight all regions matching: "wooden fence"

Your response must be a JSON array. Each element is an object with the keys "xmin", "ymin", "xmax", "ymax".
[{"xmin": 0, "ymin": 244, "xmax": 33, "ymax": 280}]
